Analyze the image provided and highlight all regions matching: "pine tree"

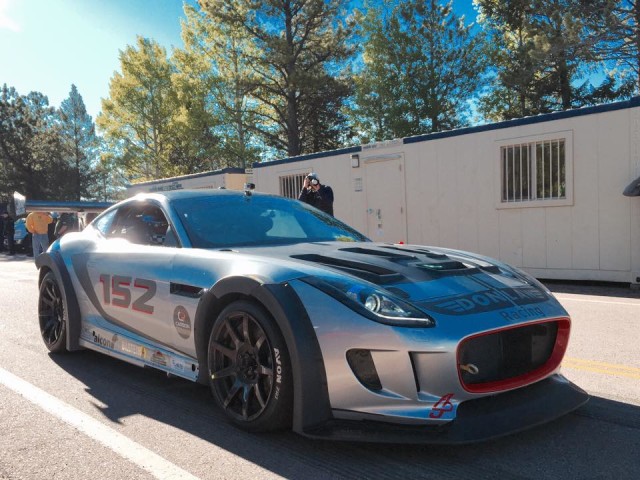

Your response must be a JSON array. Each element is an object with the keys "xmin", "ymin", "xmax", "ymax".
[
  {"xmin": 353, "ymin": 0, "xmax": 487, "ymax": 141},
  {"xmin": 475, "ymin": 0, "xmax": 551, "ymax": 120},
  {"xmin": 97, "ymin": 37, "xmax": 178, "ymax": 181},
  {"xmin": 58, "ymin": 84, "xmax": 100, "ymax": 200},
  {"xmin": 0, "ymin": 85, "xmax": 71, "ymax": 200},
  {"xmin": 199, "ymin": 0, "xmax": 354, "ymax": 157},
  {"xmin": 580, "ymin": 0, "xmax": 640, "ymax": 93},
  {"xmin": 476, "ymin": 0, "xmax": 605, "ymax": 120},
  {"xmin": 173, "ymin": 3, "xmax": 258, "ymax": 169}
]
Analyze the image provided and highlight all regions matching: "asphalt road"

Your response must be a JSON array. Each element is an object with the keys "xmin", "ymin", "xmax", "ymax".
[{"xmin": 1, "ymin": 253, "xmax": 639, "ymax": 480}]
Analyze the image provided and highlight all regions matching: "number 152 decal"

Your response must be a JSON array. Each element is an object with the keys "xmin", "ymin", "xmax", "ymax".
[{"xmin": 99, "ymin": 274, "xmax": 157, "ymax": 314}]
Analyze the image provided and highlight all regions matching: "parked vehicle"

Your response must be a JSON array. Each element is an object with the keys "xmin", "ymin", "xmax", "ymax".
[
  {"xmin": 35, "ymin": 189, "xmax": 588, "ymax": 443},
  {"xmin": 12, "ymin": 218, "xmax": 32, "ymax": 255}
]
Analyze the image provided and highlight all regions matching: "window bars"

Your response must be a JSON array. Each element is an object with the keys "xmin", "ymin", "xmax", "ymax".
[
  {"xmin": 279, "ymin": 173, "xmax": 307, "ymax": 199},
  {"xmin": 501, "ymin": 139, "xmax": 566, "ymax": 203}
]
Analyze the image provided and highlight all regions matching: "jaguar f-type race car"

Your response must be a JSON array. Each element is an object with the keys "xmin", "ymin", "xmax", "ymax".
[{"xmin": 36, "ymin": 188, "xmax": 588, "ymax": 443}]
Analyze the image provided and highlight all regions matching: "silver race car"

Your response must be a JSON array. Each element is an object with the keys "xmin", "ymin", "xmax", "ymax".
[{"xmin": 36, "ymin": 189, "xmax": 588, "ymax": 443}]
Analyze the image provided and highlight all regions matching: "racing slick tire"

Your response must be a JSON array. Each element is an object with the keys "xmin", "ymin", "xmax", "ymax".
[
  {"xmin": 38, "ymin": 271, "xmax": 68, "ymax": 353},
  {"xmin": 207, "ymin": 300, "xmax": 293, "ymax": 432}
]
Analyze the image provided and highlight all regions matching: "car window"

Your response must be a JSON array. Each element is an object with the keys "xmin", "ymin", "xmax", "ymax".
[
  {"xmin": 265, "ymin": 209, "xmax": 305, "ymax": 238},
  {"xmin": 173, "ymin": 194, "xmax": 368, "ymax": 248},
  {"xmin": 93, "ymin": 210, "xmax": 117, "ymax": 236},
  {"xmin": 100, "ymin": 202, "xmax": 174, "ymax": 247}
]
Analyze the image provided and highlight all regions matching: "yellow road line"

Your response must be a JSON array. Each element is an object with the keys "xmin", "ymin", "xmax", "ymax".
[{"xmin": 563, "ymin": 357, "xmax": 640, "ymax": 380}]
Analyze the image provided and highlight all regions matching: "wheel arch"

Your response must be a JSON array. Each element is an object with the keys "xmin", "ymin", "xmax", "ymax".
[
  {"xmin": 193, "ymin": 275, "xmax": 332, "ymax": 434},
  {"xmin": 37, "ymin": 251, "xmax": 82, "ymax": 351}
]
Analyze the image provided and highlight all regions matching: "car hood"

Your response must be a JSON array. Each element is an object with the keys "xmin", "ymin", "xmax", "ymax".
[{"xmin": 237, "ymin": 241, "xmax": 559, "ymax": 315}]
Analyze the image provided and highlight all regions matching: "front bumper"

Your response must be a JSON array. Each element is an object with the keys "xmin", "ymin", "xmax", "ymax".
[{"xmin": 300, "ymin": 374, "xmax": 588, "ymax": 444}]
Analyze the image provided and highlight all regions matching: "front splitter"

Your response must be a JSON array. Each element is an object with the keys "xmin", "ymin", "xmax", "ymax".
[{"xmin": 300, "ymin": 374, "xmax": 589, "ymax": 444}]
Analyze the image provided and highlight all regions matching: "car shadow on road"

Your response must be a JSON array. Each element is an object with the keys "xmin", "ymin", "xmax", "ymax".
[{"xmin": 49, "ymin": 349, "xmax": 640, "ymax": 480}]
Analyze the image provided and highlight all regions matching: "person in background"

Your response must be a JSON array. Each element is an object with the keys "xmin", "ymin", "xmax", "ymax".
[
  {"xmin": 298, "ymin": 172, "xmax": 334, "ymax": 216},
  {"xmin": 54, "ymin": 212, "xmax": 78, "ymax": 239},
  {"xmin": 2, "ymin": 212, "xmax": 15, "ymax": 256},
  {"xmin": 48, "ymin": 213, "xmax": 58, "ymax": 244},
  {"xmin": 26, "ymin": 210, "xmax": 53, "ymax": 261},
  {"xmin": 80, "ymin": 212, "xmax": 98, "ymax": 230}
]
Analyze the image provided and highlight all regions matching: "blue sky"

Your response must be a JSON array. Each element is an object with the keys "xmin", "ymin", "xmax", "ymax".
[{"xmin": 0, "ymin": 0, "xmax": 478, "ymax": 121}]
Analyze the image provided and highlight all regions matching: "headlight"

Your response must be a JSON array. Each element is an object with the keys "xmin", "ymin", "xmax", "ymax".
[{"xmin": 301, "ymin": 276, "xmax": 435, "ymax": 327}]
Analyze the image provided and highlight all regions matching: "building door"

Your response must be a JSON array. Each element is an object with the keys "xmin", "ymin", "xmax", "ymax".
[{"xmin": 364, "ymin": 154, "xmax": 407, "ymax": 243}]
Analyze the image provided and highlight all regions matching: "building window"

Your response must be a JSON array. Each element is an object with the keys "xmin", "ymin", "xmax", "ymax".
[
  {"xmin": 279, "ymin": 173, "xmax": 307, "ymax": 199},
  {"xmin": 501, "ymin": 138, "xmax": 566, "ymax": 203}
]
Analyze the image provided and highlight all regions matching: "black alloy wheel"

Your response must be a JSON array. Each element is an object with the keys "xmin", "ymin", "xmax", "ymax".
[
  {"xmin": 38, "ymin": 272, "xmax": 67, "ymax": 353},
  {"xmin": 208, "ymin": 300, "xmax": 292, "ymax": 431}
]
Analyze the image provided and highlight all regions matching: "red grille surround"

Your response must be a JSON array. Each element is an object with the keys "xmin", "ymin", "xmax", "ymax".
[{"xmin": 457, "ymin": 317, "xmax": 571, "ymax": 393}]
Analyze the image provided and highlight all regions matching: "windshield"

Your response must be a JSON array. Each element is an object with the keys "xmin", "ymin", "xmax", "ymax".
[{"xmin": 172, "ymin": 194, "xmax": 369, "ymax": 248}]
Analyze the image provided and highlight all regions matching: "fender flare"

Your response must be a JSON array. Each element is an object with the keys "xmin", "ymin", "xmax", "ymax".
[
  {"xmin": 36, "ymin": 251, "xmax": 82, "ymax": 351},
  {"xmin": 193, "ymin": 276, "xmax": 332, "ymax": 434}
]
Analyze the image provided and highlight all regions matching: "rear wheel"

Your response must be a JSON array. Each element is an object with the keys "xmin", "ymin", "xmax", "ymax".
[
  {"xmin": 38, "ymin": 272, "xmax": 67, "ymax": 353},
  {"xmin": 207, "ymin": 300, "xmax": 292, "ymax": 432}
]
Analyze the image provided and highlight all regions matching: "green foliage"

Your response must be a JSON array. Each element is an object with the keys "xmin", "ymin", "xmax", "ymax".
[
  {"xmin": 475, "ymin": 0, "xmax": 550, "ymax": 120},
  {"xmin": 353, "ymin": 0, "xmax": 488, "ymax": 141},
  {"xmin": 173, "ymin": 3, "xmax": 258, "ymax": 169},
  {"xmin": 6, "ymin": 1, "xmax": 640, "ymax": 200},
  {"xmin": 199, "ymin": 0, "xmax": 355, "ymax": 158},
  {"xmin": 579, "ymin": 0, "xmax": 640, "ymax": 93},
  {"xmin": 475, "ymin": 0, "xmax": 621, "ymax": 120},
  {"xmin": 0, "ymin": 84, "xmax": 74, "ymax": 201},
  {"xmin": 90, "ymin": 151, "xmax": 129, "ymax": 201},
  {"xmin": 58, "ymin": 84, "xmax": 101, "ymax": 200},
  {"xmin": 97, "ymin": 37, "xmax": 179, "ymax": 182}
]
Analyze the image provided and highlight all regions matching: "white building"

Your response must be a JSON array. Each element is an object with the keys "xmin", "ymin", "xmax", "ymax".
[
  {"xmin": 126, "ymin": 168, "xmax": 247, "ymax": 196},
  {"xmin": 252, "ymin": 97, "xmax": 640, "ymax": 285}
]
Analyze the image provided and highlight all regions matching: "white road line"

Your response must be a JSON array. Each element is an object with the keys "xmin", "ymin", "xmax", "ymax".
[
  {"xmin": 554, "ymin": 296, "xmax": 640, "ymax": 307},
  {"xmin": 0, "ymin": 367, "xmax": 200, "ymax": 480}
]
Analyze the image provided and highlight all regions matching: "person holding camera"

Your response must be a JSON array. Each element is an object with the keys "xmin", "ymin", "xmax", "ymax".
[{"xmin": 298, "ymin": 173, "xmax": 334, "ymax": 216}]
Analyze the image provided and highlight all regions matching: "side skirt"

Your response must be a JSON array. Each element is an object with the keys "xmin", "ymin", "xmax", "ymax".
[{"xmin": 78, "ymin": 321, "xmax": 199, "ymax": 382}]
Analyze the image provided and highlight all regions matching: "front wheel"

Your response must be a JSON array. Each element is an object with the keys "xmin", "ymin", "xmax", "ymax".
[
  {"xmin": 38, "ymin": 271, "xmax": 67, "ymax": 353},
  {"xmin": 207, "ymin": 300, "xmax": 293, "ymax": 432}
]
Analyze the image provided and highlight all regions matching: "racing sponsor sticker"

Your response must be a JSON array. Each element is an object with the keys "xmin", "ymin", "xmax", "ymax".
[
  {"xmin": 429, "ymin": 393, "xmax": 457, "ymax": 420},
  {"xmin": 499, "ymin": 305, "xmax": 544, "ymax": 322},
  {"xmin": 92, "ymin": 331, "xmax": 118, "ymax": 350},
  {"xmin": 421, "ymin": 286, "xmax": 548, "ymax": 316},
  {"xmin": 120, "ymin": 339, "xmax": 144, "ymax": 358},
  {"xmin": 173, "ymin": 306, "xmax": 192, "ymax": 339},
  {"xmin": 151, "ymin": 351, "xmax": 167, "ymax": 366},
  {"xmin": 170, "ymin": 358, "xmax": 186, "ymax": 372}
]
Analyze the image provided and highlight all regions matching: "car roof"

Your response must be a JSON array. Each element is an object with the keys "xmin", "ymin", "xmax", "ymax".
[{"xmin": 136, "ymin": 189, "xmax": 281, "ymax": 202}]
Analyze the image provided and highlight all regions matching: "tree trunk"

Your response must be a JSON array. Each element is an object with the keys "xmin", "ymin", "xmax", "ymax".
[
  {"xmin": 558, "ymin": 56, "xmax": 572, "ymax": 110},
  {"xmin": 284, "ymin": 1, "xmax": 301, "ymax": 157}
]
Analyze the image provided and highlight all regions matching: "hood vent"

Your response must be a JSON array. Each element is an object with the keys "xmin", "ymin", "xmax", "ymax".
[
  {"xmin": 444, "ymin": 253, "xmax": 502, "ymax": 275},
  {"xmin": 417, "ymin": 261, "xmax": 469, "ymax": 272},
  {"xmin": 381, "ymin": 245, "xmax": 449, "ymax": 260},
  {"xmin": 384, "ymin": 245, "xmax": 501, "ymax": 274},
  {"xmin": 290, "ymin": 254, "xmax": 404, "ymax": 284},
  {"xmin": 338, "ymin": 247, "xmax": 416, "ymax": 261}
]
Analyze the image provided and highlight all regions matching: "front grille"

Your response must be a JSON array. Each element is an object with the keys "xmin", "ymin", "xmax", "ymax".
[{"xmin": 457, "ymin": 319, "xmax": 570, "ymax": 393}]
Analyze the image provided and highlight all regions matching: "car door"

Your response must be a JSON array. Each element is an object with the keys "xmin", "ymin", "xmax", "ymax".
[{"xmin": 75, "ymin": 200, "xmax": 191, "ymax": 354}]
